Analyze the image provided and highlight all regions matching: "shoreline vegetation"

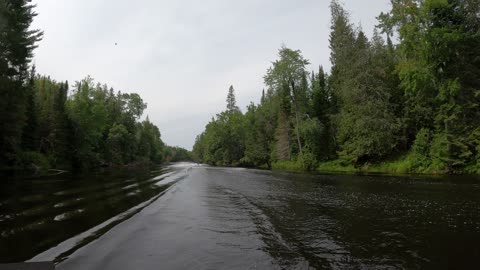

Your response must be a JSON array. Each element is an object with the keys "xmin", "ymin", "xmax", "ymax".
[
  {"xmin": 192, "ymin": 0, "xmax": 480, "ymax": 176},
  {"xmin": 276, "ymin": 157, "xmax": 478, "ymax": 175},
  {"xmin": 0, "ymin": 145, "xmax": 192, "ymax": 175},
  {"xmin": 0, "ymin": 1, "xmax": 192, "ymax": 173},
  {"xmin": 2, "ymin": 1, "xmax": 479, "ymax": 176}
]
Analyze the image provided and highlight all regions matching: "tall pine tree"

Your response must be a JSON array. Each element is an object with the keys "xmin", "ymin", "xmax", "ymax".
[{"xmin": 0, "ymin": 0, "xmax": 43, "ymax": 166}]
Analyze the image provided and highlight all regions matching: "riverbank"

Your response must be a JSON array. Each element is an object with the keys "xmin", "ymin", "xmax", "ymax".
[
  {"xmin": 0, "ymin": 156, "xmax": 162, "ymax": 179},
  {"xmin": 272, "ymin": 154, "xmax": 480, "ymax": 175}
]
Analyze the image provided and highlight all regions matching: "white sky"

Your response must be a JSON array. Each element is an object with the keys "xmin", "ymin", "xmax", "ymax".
[{"xmin": 31, "ymin": 0, "xmax": 391, "ymax": 150}]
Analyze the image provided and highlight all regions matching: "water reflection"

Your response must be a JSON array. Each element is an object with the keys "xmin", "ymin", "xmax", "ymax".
[{"xmin": 0, "ymin": 165, "xmax": 176, "ymax": 263}]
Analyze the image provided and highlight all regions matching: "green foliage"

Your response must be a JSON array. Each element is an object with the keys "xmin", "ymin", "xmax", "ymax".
[
  {"xmin": 242, "ymin": 103, "xmax": 271, "ymax": 167},
  {"xmin": 272, "ymin": 149, "xmax": 318, "ymax": 172},
  {"xmin": 265, "ymin": 46, "xmax": 311, "ymax": 158},
  {"xmin": 21, "ymin": 66, "xmax": 39, "ymax": 151},
  {"xmin": 17, "ymin": 151, "xmax": 50, "ymax": 171},
  {"xmin": 66, "ymin": 78, "xmax": 109, "ymax": 167},
  {"xmin": 3, "ymin": 1, "xmax": 478, "ymax": 176},
  {"xmin": 335, "ymin": 100, "xmax": 399, "ymax": 164},
  {"xmin": 317, "ymin": 159, "xmax": 356, "ymax": 173},
  {"xmin": 310, "ymin": 67, "xmax": 336, "ymax": 160},
  {"xmin": 2, "ymin": 72, "xmax": 166, "ymax": 170},
  {"xmin": 193, "ymin": 86, "xmax": 246, "ymax": 166},
  {"xmin": 192, "ymin": 134, "xmax": 206, "ymax": 162},
  {"xmin": 30, "ymin": 77, "xmax": 72, "ymax": 168},
  {"xmin": 226, "ymin": 85, "xmax": 240, "ymax": 113},
  {"xmin": 193, "ymin": 0, "xmax": 479, "ymax": 175},
  {"xmin": 106, "ymin": 124, "xmax": 130, "ymax": 164},
  {"xmin": 0, "ymin": 0, "xmax": 42, "ymax": 166},
  {"xmin": 298, "ymin": 149, "xmax": 318, "ymax": 171},
  {"xmin": 298, "ymin": 118, "xmax": 323, "ymax": 160},
  {"xmin": 412, "ymin": 128, "xmax": 431, "ymax": 157},
  {"xmin": 377, "ymin": 0, "xmax": 480, "ymax": 174},
  {"xmin": 0, "ymin": 0, "xmax": 166, "ymax": 173},
  {"xmin": 136, "ymin": 117, "xmax": 165, "ymax": 163},
  {"xmin": 164, "ymin": 146, "xmax": 192, "ymax": 162},
  {"xmin": 428, "ymin": 133, "xmax": 449, "ymax": 172},
  {"xmin": 329, "ymin": 4, "xmax": 401, "ymax": 164},
  {"xmin": 467, "ymin": 128, "xmax": 480, "ymax": 173},
  {"xmin": 272, "ymin": 160, "xmax": 304, "ymax": 172}
]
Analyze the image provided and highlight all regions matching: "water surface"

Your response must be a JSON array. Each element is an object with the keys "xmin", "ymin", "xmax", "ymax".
[
  {"xmin": 0, "ymin": 165, "xmax": 179, "ymax": 262},
  {"xmin": 2, "ymin": 164, "xmax": 480, "ymax": 269}
]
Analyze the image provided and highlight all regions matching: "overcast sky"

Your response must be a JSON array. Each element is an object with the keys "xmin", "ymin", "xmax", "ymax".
[{"xmin": 31, "ymin": 0, "xmax": 391, "ymax": 150}]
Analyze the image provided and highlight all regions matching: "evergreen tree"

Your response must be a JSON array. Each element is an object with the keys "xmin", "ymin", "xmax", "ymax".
[
  {"xmin": 329, "ymin": 2, "xmax": 399, "ymax": 164},
  {"xmin": 310, "ymin": 66, "xmax": 335, "ymax": 160},
  {"xmin": 0, "ymin": 0, "xmax": 42, "ymax": 165},
  {"xmin": 21, "ymin": 65, "xmax": 38, "ymax": 151},
  {"xmin": 226, "ymin": 85, "xmax": 240, "ymax": 112},
  {"xmin": 379, "ymin": 0, "xmax": 480, "ymax": 171},
  {"xmin": 50, "ymin": 81, "xmax": 70, "ymax": 167}
]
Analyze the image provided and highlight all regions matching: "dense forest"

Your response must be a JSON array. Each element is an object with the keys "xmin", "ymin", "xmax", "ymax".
[
  {"xmin": 0, "ymin": 0, "xmax": 190, "ymax": 171},
  {"xmin": 193, "ymin": 0, "xmax": 480, "ymax": 174}
]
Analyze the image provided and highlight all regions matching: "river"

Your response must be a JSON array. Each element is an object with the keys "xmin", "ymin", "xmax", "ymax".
[{"xmin": 1, "ymin": 163, "xmax": 480, "ymax": 269}]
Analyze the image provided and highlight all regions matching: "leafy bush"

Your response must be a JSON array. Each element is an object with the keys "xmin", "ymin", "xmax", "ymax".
[
  {"xmin": 272, "ymin": 160, "xmax": 303, "ymax": 172},
  {"xmin": 317, "ymin": 159, "xmax": 356, "ymax": 173},
  {"xmin": 429, "ymin": 133, "xmax": 453, "ymax": 173},
  {"xmin": 298, "ymin": 118, "xmax": 324, "ymax": 160},
  {"xmin": 412, "ymin": 128, "xmax": 431, "ymax": 157},
  {"xmin": 18, "ymin": 151, "xmax": 50, "ymax": 171},
  {"xmin": 298, "ymin": 150, "xmax": 318, "ymax": 171}
]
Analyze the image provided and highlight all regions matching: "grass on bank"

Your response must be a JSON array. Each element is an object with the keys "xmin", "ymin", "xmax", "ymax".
[{"xmin": 272, "ymin": 153, "xmax": 480, "ymax": 175}]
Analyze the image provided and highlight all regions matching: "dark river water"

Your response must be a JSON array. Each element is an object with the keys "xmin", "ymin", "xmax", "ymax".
[{"xmin": 1, "ymin": 163, "xmax": 480, "ymax": 269}]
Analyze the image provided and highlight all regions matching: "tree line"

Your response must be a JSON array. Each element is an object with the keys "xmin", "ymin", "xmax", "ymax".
[
  {"xmin": 0, "ymin": 0, "xmax": 190, "ymax": 171},
  {"xmin": 193, "ymin": 0, "xmax": 480, "ymax": 174}
]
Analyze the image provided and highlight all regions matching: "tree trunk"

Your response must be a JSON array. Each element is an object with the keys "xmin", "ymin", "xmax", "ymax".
[
  {"xmin": 291, "ymin": 81, "xmax": 303, "ymax": 157},
  {"xmin": 275, "ymin": 111, "xmax": 291, "ymax": 161}
]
